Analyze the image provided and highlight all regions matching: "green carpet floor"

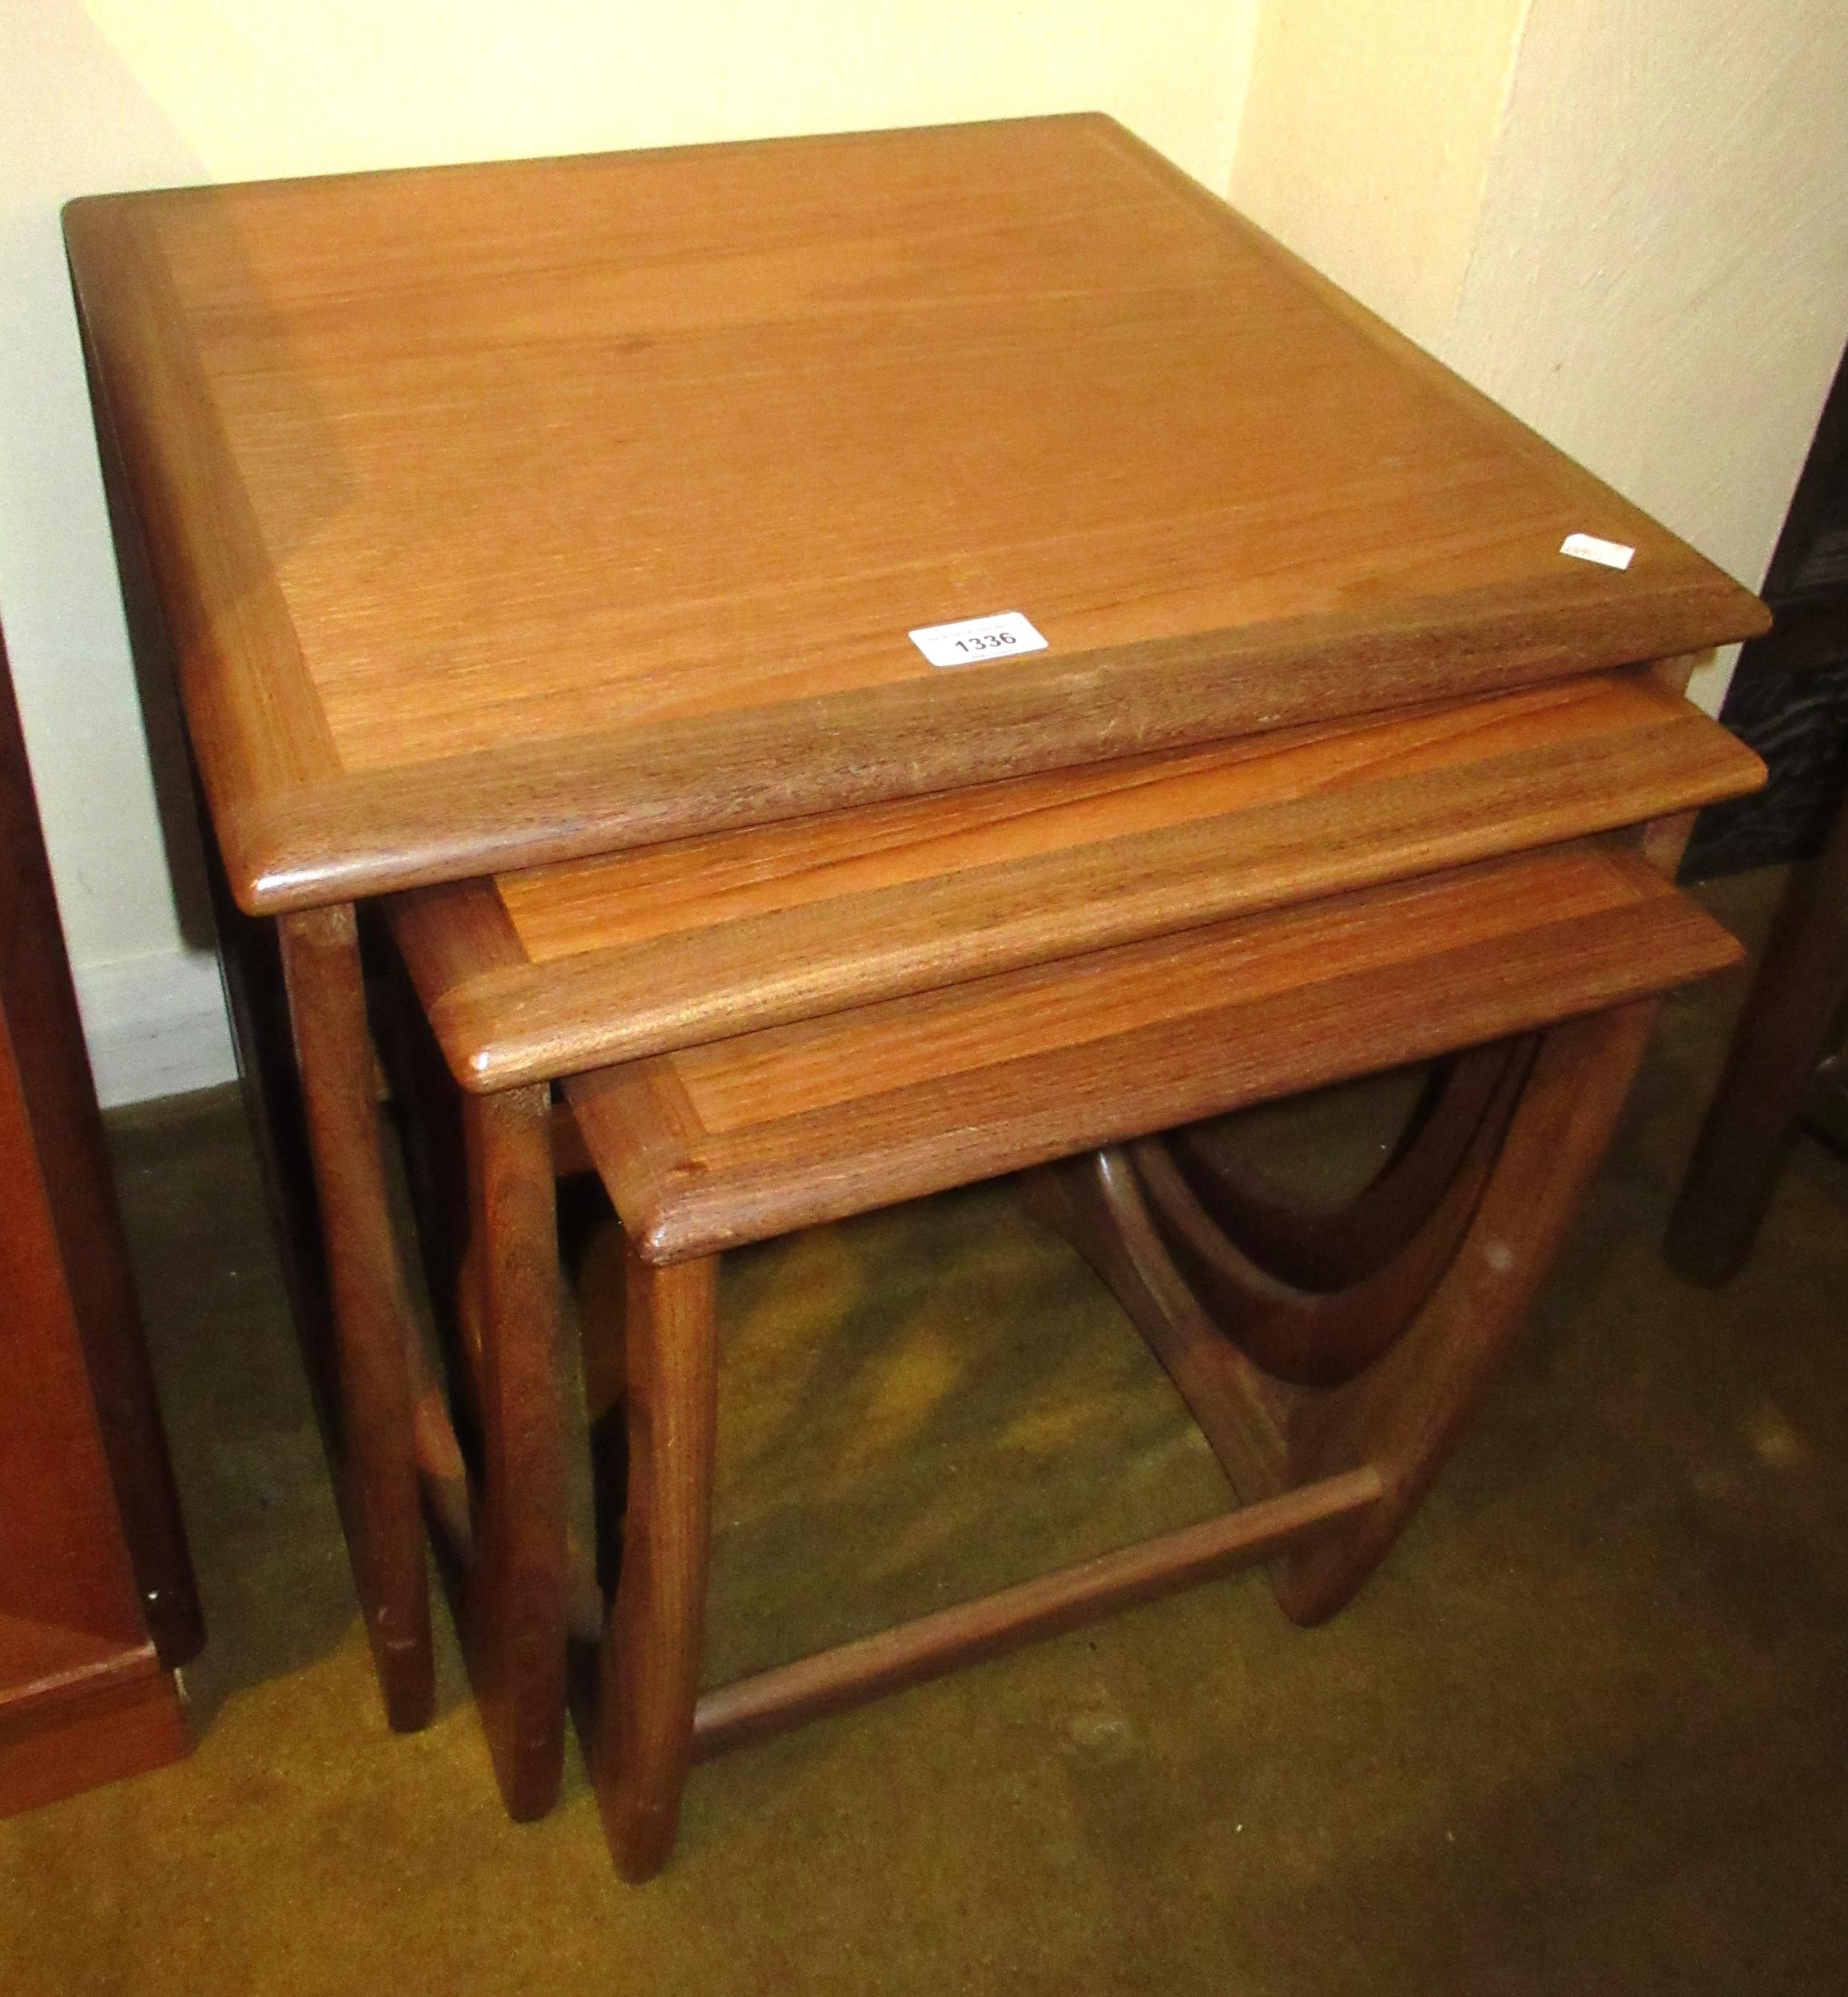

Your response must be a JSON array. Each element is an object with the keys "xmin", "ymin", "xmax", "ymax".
[{"xmin": 3, "ymin": 871, "xmax": 1846, "ymax": 1995}]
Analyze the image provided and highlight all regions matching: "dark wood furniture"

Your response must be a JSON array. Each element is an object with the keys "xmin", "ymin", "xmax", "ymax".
[
  {"xmin": 1665, "ymin": 786, "xmax": 1848, "ymax": 1282},
  {"xmin": 0, "ymin": 617, "xmax": 201, "ymax": 1816},
  {"xmin": 62, "ymin": 116, "xmax": 1768, "ymax": 1875},
  {"xmin": 1686, "ymin": 339, "xmax": 1848, "ymax": 876},
  {"xmin": 1665, "ymin": 342, "xmax": 1848, "ymax": 1282}
]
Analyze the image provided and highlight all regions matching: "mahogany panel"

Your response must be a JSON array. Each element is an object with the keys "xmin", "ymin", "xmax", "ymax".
[
  {"xmin": 0, "ymin": 619, "xmax": 198, "ymax": 1812},
  {"xmin": 0, "ymin": 1654, "xmax": 188, "ymax": 1820}
]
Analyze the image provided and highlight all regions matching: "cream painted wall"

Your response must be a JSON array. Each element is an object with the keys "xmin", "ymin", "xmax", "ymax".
[
  {"xmin": 1095, "ymin": 2, "xmax": 1263, "ymax": 220},
  {"xmin": 1232, "ymin": 0, "xmax": 1848, "ymax": 717},
  {"xmin": 1, "ymin": 0, "xmax": 1259, "ymax": 1102},
  {"xmin": 1444, "ymin": 0, "xmax": 1848, "ymax": 711},
  {"xmin": 1230, "ymin": 1, "xmax": 1533, "ymax": 351}
]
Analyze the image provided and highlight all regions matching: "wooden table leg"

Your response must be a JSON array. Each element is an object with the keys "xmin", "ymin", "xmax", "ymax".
[
  {"xmin": 1277, "ymin": 1000, "xmax": 1659, "ymax": 1622},
  {"xmin": 1130, "ymin": 1040, "xmax": 1534, "ymax": 1388},
  {"xmin": 462, "ymin": 1083, "xmax": 568, "ymax": 1820},
  {"xmin": 1029, "ymin": 998, "xmax": 1663, "ymax": 1629},
  {"xmin": 1664, "ymin": 789, "xmax": 1848, "ymax": 1284},
  {"xmin": 594, "ymin": 1252, "xmax": 718, "ymax": 1883},
  {"xmin": 277, "ymin": 906, "xmax": 434, "ymax": 1731},
  {"xmin": 1164, "ymin": 1040, "xmax": 1520, "ymax": 1296}
]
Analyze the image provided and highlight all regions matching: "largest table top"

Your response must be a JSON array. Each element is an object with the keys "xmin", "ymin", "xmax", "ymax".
[{"xmin": 66, "ymin": 113, "xmax": 1767, "ymax": 914}]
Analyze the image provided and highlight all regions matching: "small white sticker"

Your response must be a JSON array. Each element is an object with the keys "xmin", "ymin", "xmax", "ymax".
[
  {"xmin": 909, "ymin": 610, "xmax": 1048, "ymax": 669},
  {"xmin": 1561, "ymin": 532, "xmax": 1635, "ymax": 571}
]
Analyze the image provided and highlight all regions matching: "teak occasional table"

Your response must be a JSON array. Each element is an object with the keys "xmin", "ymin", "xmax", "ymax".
[
  {"xmin": 65, "ymin": 114, "xmax": 1769, "ymax": 1876},
  {"xmin": 389, "ymin": 711, "xmax": 1754, "ymax": 1876}
]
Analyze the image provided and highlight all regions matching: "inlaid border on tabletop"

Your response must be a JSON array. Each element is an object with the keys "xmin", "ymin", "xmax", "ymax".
[{"xmin": 66, "ymin": 115, "xmax": 1767, "ymax": 915}]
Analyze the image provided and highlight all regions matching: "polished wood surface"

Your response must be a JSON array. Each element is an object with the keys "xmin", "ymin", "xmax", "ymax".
[
  {"xmin": 1274, "ymin": 1001, "xmax": 1665, "ymax": 1622},
  {"xmin": 1166, "ymin": 1041, "xmax": 1516, "ymax": 1296},
  {"xmin": 66, "ymin": 116, "xmax": 1767, "ymax": 913},
  {"xmin": 276, "ymin": 905, "xmax": 433, "ymax": 1730},
  {"xmin": 567, "ymin": 839, "xmax": 1739, "ymax": 1265},
  {"xmin": 1, "ymin": 619, "xmax": 198, "ymax": 1814},
  {"xmin": 0, "ymin": 1658, "xmax": 188, "ymax": 1819},
  {"xmin": 460, "ymin": 1084, "xmax": 569, "ymax": 1820},
  {"xmin": 431, "ymin": 704, "xmax": 1753, "ymax": 1866},
  {"xmin": 395, "ymin": 669, "xmax": 1762, "ymax": 1088},
  {"xmin": 595, "ymin": 1255, "xmax": 718, "ymax": 1884}
]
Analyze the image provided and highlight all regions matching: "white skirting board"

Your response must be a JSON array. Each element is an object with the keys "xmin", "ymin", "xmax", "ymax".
[{"xmin": 72, "ymin": 948, "xmax": 239, "ymax": 1109}]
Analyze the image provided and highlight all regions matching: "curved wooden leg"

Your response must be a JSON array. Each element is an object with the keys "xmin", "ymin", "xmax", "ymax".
[
  {"xmin": 1276, "ymin": 1000, "xmax": 1659, "ymax": 1622},
  {"xmin": 1169, "ymin": 1040, "xmax": 1520, "ymax": 1292},
  {"xmin": 1028, "ymin": 1001, "xmax": 1663, "ymax": 1632},
  {"xmin": 1131, "ymin": 1038, "xmax": 1534, "ymax": 1386},
  {"xmin": 1664, "ymin": 789, "xmax": 1848, "ymax": 1284},
  {"xmin": 1021, "ymin": 1153, "xmax": 1293, "ymax": 1503},
  {"xmin": 594, "ymin": 1251, "xmax": 718, "ymax": 1883},
  {"xmin": 463, "ymin": 1084, "xmax": 568, "ymax": 1820},
  {"xmin": 277, "ymin": 907, "xmax": 434, "ymax": 1731}
]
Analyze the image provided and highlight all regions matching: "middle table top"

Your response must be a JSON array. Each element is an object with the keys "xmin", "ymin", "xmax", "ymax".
[
  {"xmin": 66, "ymin": 114, "xmax": 1767, "ymax": 913},
  {"xmin": 391, "ymin": 669, "xmax": 1763, "ymax": 1090}
]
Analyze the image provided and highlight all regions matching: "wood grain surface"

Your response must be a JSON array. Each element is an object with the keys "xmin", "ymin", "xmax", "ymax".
[
  {"xmin": 394, "ymin": 670, "xmax": 1761, "ymax": 1088},
  {"xmin": 276, "ymin": 905, "xmax": 434, "ymax": 1731},
  {"xmin": 66, "ymin": 116, "xmax": 1767, "ymax": 912},
  {"xmin": 460, "ymin": 1084, "xmax": 568, "ymax": 1822},
  {"xmin": 567, "ymin": 838, "xmax": 1739, "ymax": 1264},
  {"xmin": 595, "ymin": 1254, "xmax": 718, "ymax": 1883}
]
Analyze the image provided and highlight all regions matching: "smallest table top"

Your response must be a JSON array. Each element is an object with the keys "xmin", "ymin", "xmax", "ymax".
[
  {"xmin": 566, "ymin": 836, "xmax": 1742, "ymax": 1263},
  {"xmin": 66, "ymin": 115, "xmax": 1767, "ymax": 914}
]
